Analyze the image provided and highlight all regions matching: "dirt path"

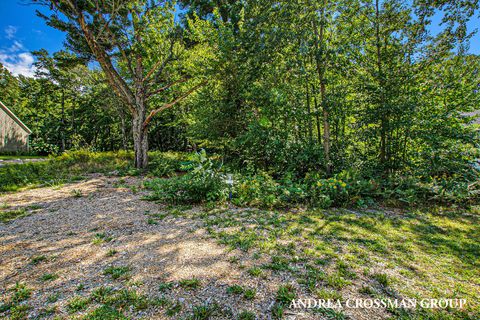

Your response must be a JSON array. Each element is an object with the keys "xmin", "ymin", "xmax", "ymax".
[
  {"xmin": 0, "ymin": 158, "xmax": 47, "ymax": 167},
  {"xmin": 0, "ymin": 175, "xmax": 313, "ymax": 319}
]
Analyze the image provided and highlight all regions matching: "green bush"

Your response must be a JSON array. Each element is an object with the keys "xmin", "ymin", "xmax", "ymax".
[
  {"xmin": 30, "ymin": 137, "xmax": 59, "ymax": 156},
  {"xmin": 144, "ymin": 150, "xmax": 227, "ymax": 204},
  {"xmin": 232, "ymin": 172, "xmax": 282, "ymax": 208},
  {"xmin": 147, "ymin": 151, "xmax": 187, "ymax": 177}
]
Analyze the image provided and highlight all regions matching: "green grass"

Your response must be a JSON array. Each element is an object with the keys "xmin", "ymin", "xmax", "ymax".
[
  {"xmin": 179, "ymin": 278, "xmax": 201, "ymax": 290},
  {"xmin": 0, "ymin": 150, "xmax": 187, "ymax": 193},
  {"xmin": 189, "ymin": 206, "xmax": 480, "ymax": 318},
  {"xmin": 66, "ymin": 296, "xmax": 90, "ymax": 313},
  {"xmin": 238, "ymin": 311, "xmax": 256, "ymax": 320},
  {"xmin": 91, "ymin": 286, "xmax": 114, "ymax": 303},
  {"xmin": 38, "ymin": 305, "xmax": 57, "ymax": 318},
  {"xmin": 226, "ymin": 284, "xmax": 244, "ymax": 295},
  {"xmin": 325, "ymin": 273, "xmax": 351, "ymax": 289},
  {"xmin": 92, "ymin": 232, "xmax": 113, "ymax": 245},
  {"xmin": 372, "ymin": 272, "xmax": 390, "ymax": 287},
  {"xmin": 103, "ymin": 266, "xmax": 131, "ymax": 280},
  {"xmin": 90, "ymin": 287, "xmax": 155, "ymax": 312},
  {"xmin": 0, "ymin": 208, "xmax": 29, "ymax": 223},
  {"xmin": 158, "ymin": 281, "xmax": 174, "ymax": 292},
  {"xmin": 71, "ymin": 189, "xmax": 83, "ymax": 197},
  {"xmin": 166, "ymin": 301, "xmax": 182, "ymax": 316},
  {"xmin": 147, "ymin": 217, "xmax": 158, "ymax": 225},
  {"xmin": 275, "ymin": 284, "xmax": 296, "ymax": 306},
  {"xmin": 11, "ymin": 283, "xmax": 32, "ymax": 303},
  {"xmin": 9, "ymin": 304, "xmax": 31, "ymax": 320},
  {"xmin": 106, "ymin": 249, "xmax": 118, "ymax": 257},
  {"xmin": 316, "ymin": 288, "xmax": 343, "ymax": 300},
  {"xmin": 247, "ymin": 267, "xmax": 263, "ymax": 277},
  {"xmin": 243, "ymin": 288, "xmax": 256, "ymax": 300},
  {"xmin": 30, "ymin": 255, "xmax": 48, "ymax": 265},
  {"xmin": 39, "ymin": 273, "xmax": 58, "ymax": 282},
  {"xmin": 83, "ymin": 305, "xmax": 127, "ymax": 320},
  {"xmin": 188, "ymin": 303, "xmax": 219, "ymax": 320},
  {"xmin": 46, "ymin": 293, "xmax": 60, "ymax": 303}
]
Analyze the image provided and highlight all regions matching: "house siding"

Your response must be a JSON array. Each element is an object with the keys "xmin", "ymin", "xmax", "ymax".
[{"xmin": 0, "ymin": 105, "xmax": 30, "ymax": 152}]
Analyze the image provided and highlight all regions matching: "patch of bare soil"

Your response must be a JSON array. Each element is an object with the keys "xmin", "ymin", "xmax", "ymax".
[{"xmin": 0, "ymin": 175, "xmax": 387, "ymax": 319}]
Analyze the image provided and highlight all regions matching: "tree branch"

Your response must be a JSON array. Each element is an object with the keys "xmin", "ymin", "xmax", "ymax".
[
  {"xmin": 145, "ymin": 39, "xmax": 175, "ymax": 82},
  {"xmin": 73, "ymin": 5, "xmax": 136, "ymax": 112},
  {"xmin": 143, "ymin": 80, "xmax": 207, "ymax": 129},
  {"xmin": 146, "ymin": 77, "xmax": 190, "ymax": 99}
]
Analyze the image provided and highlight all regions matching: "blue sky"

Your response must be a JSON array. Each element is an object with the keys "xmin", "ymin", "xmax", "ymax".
[
  {"xmin": 0, "ymin": 1, "xmax": 479, "ymax": 78},
  {"xmin": 0, "ymin": 1, "xmax": 66, "ymax": 77}
]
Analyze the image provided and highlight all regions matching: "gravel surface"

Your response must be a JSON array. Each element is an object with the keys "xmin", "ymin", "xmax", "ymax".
[
  {"xmin": 0, "ymin": 175, "xmax": 291, "ymax": 319},
  {"xmin": 0, "ymin": 175, "xmax": 389, "ymax": 319}
]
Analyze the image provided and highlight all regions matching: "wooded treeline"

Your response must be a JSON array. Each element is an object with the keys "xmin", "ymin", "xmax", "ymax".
[{"xmin": 1, "ymin": 0, "xmax": 479, "ymax": 180}]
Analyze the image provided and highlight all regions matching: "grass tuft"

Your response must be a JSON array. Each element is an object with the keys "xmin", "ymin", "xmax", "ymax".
[
  {"xmin": 179, "ymin": 278, "xmax": 201, "ymax": 290},
  {"xmin": 0, "ymin": 209, "xmax": 29, "ymax": 223},
  {"xmin": 103, "ymin": 266, "xmax": 130, "ymax": 280},
  {"xmin": 39, "ymin": 273, "xmax": 58, "ymax": 282},
  {"xmin": 238, "ymin": 311, "xmax": 256, "ymax": 320},
  {"xmin": 66, "ymin": 296, "xmax": 90, "ymax": 313},
  {"xmin": 276, "ymin": 284, "xmax": 296, "ymax": 306}
]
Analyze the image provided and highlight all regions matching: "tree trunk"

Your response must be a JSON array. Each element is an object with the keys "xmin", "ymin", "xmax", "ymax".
[
  {"xmin": 312, "ymin": 83, "xmax": 322, "ymax": 144},
  {"xmin": 61, "ymin": 89, "xmax": 66, "ymax": 152},
  {"xmin": 121, "ymin": 114, "xmax": 128, "ymax": 150},
  {"xmin": 320, "ymin": 82, "xmax": 331, "ymax": 174},
  {"xmin": 375, "ymin": 0, "xmax": 387, "ymax": 167},
  {"xmin": 305, "ymin": 72, "xmax": 313, "ymax": 142},
  {"xmin": 312, "ymin": 3, "xmax": 331, "ymax": 175},
  {"xmin": 132, "ymin": 110, "xmax": 148, "ymax": 169},
  {"xmin": 72, "ymin": 100, "xmax": 76, "ymax": 135}
]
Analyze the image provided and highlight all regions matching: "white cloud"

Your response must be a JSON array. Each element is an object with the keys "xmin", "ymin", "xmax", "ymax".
[
  {"xmin": 0, "ymin": 27, "xmax": 36, "ymax": 78},
  {"xmin": 0, "ymin": 52, "xmax": 36, "ymax": 78},
  {"xmin": 4, "ymin": 26, "xmax": 17, "ymax": 40},
  {"xmin": 9, "ymin": 40, "xmax": 24, "ymax": 52},
  {"xmin": 0, "ymin": 29, "xmax": 36, "ymax": 78}
]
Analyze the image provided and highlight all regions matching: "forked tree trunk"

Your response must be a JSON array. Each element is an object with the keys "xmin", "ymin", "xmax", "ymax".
[{"xmin": 132, "ymin": 110, "xmax": 148, "ymax": 169}]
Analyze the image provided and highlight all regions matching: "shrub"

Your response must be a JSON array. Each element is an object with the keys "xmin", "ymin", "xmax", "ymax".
[
  {"xmin": 148, "ymin": 151, "xmax": 187, "ymax": 177},
  {"xmin": 144, "ymin": 150, "xmax": 227, "ymax": 204},
  {"xmin": 304, "ymin": 173, "xmax": 349, "ymax": 207},
  {"xmin": 232, "ymin": 172, "xmax": 282, "ymax": 208},
  {"xmin": 30, "ymin": 137, "xmax": 59, "ymax": 156}
]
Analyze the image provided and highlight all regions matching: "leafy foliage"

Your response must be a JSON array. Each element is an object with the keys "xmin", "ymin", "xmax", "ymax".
[
  {"xmin": 1, "ymin": 0, "xmax": 479, "ymax": 205},
  {"xmin": 144, "ymin": 150, "xmax": 227, "ymax": 204}
]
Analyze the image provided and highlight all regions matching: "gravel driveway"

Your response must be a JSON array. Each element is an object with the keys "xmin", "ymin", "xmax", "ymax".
[{"xmin": 0, "ymin": 175, "xmax": 318, "ymax": 319}]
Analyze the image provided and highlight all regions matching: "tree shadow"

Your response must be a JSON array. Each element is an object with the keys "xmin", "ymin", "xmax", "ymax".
[{"xmin": 0, "ymin": 178, "xmax": 278, "ymax": 318}]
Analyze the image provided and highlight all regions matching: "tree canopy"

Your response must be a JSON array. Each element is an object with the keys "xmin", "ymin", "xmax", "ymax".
[{"xmin": 1, "ymin": 0, "xmax": 478, "ymax": 181}]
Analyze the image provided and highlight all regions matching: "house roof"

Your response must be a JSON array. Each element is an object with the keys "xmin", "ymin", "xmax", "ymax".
[{"xmin": 0, "ymin": 100, "xmax": 32, "ymax": 134}]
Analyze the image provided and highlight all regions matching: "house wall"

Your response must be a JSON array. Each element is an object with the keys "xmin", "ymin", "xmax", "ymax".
[{"xmin": 0, "ymin": 107, "xmax": 29, "ymax": 152}]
